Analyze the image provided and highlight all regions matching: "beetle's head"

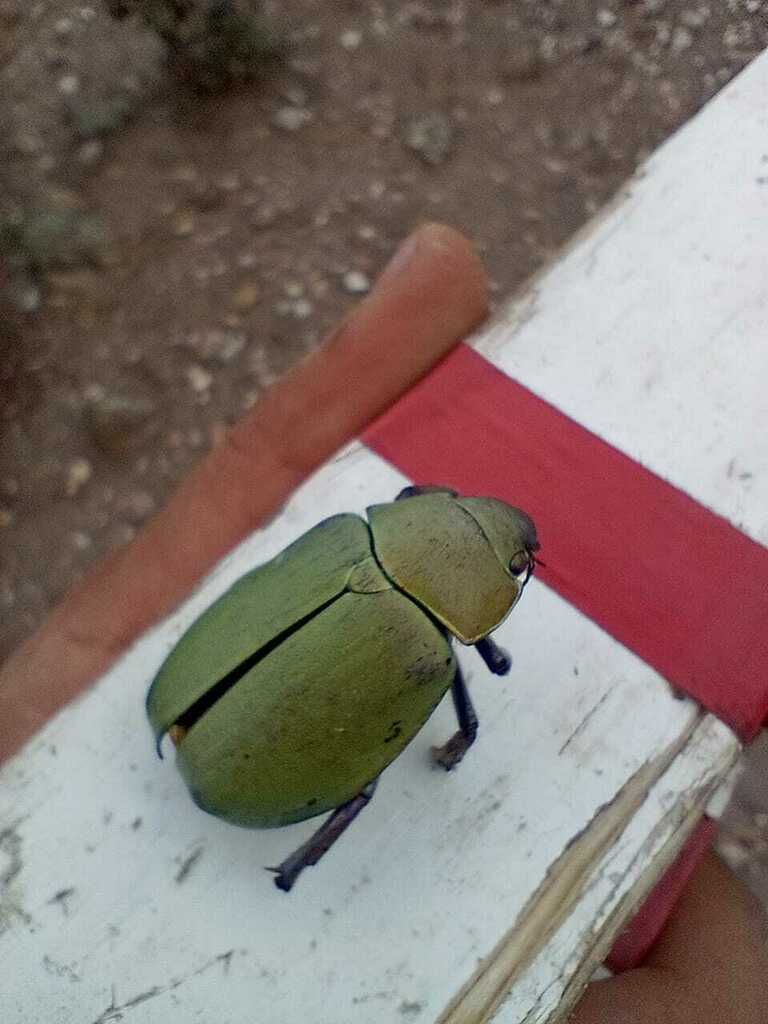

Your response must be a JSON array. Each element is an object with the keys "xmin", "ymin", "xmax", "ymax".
[{"xmin": 459, "ymin": 497, "xmax": 539, "ymax": 588}]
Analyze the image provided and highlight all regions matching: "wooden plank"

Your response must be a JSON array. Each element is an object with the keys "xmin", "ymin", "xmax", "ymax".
[{"xmin": 0, "ymin": 448, "xmax": 739, "ymax": 1023}]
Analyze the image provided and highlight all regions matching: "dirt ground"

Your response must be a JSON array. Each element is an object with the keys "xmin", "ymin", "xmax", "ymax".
[{"xmin": 1, "ymin": 1, "xmax": 767, "ymax": 910}]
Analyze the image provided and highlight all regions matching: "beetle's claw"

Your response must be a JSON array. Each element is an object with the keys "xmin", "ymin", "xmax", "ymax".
[
  {"xmin": 489, "ymin": 651, "xmax": 512, "ymax": 675},
  {"xmin": 431, "ymin": 734, "xmax": 469, "ymax": 772},
  {"xmin": 265, "ymin": 865, "xmax": 293, "ymax": 892}
]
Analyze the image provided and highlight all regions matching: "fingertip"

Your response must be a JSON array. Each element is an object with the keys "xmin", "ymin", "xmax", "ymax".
[{"xmin": 377, "ymin": 221, "xmax": 488, "ymax": 325}]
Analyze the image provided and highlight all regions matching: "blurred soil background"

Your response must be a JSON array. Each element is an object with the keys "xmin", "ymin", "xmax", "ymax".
[{"xmin": 1, "ymin": 0, "xmax": 767, "ymax": 910}]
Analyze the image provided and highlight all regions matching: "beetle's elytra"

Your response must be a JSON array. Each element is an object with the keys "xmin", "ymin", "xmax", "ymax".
[{"xmin": 147, "ymin": 485, "xmax": 538, "ymax": 890}]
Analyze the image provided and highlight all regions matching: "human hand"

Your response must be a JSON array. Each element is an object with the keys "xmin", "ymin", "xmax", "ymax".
[
  {"xmin": 570, "ymin": 850, "xmax": 768, "ymax": 1023},
  {"xmin": 2, "ymin": 223, "xmax": 765, "ymax": 1022}
]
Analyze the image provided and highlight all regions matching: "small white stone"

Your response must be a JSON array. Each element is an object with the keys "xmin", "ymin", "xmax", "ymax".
[
  {"xmin": 283, "ymin": 280, "xmax": 305, "ymax": 298},
  {"xmin": 66, "ymin": 458, "xmax": 92, "ymax": 497},
  {"xmin": 58, "ymin": 73, "xmax": 80, "ymax": 96},
  {"xmin": 54, "ymin": 16, "xmax": 74, "ymax": 37},
  {"xmin": 77, "ymin": 139, "xmax": 103, "ymax": 165},
  {"xmin": 342, "ymin": 270, "xmax": 371, "ymax": 295},
  {"xmin": 596, "ymin": 9, "xmax": 617, "ymax": 28},
  {"xmin": 340, "ymin": 28, "xmax": 362, "ymax": 49},
  {"xmin": 271, "ymin": 106, "xmax": 313, "ymax": 132},
  {"xmin": 237, "ymin": 251, "xmax": 258, "ymax": 269},
  {"xmin": 186, "ymin": 364, "xmax": 213, "ymax": 393},
  {"xmin": 680, "ymin": 7, "xmax": 710, "ymax": 29},
  {"xmin": 671, "ymin": 26, "xmax": 693, "ymax": 51}
]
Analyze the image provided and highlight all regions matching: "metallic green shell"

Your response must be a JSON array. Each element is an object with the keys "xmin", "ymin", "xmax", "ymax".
[
  {"xmin": 175, "ymin": 589, "xmax": 455, "ymax": 827},
  {"xmin": 147, "ymin": 514, "xmax": 374, "ymax": 745},
  {"xmin": 147, "ymin": 491, "xmax": 536, "ymax": 830},
  {"xmin": 457, "ymin": 498, "xmax": 538, "ymax": 569},
  {"xmin": 367, "ymin": 493, "xmax": 522, "ymax": 644}
]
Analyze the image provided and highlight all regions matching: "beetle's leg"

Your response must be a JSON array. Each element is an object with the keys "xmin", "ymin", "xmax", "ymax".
[
  {"xmin": 475, "ymin": 636, "xmax": 512, "ymax": 675},
  {"xmin": 431, "ymin": 666, "xmax": 478, "ymax": 771},
  {"xmin": 268, "ymin": 779, "xmax": 379, "ymax": 893}
]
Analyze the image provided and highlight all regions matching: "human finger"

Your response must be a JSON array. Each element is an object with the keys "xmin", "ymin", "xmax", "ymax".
[{"xmin": 0, "ymin": 223, "xmax": 488, "ymax": 761}]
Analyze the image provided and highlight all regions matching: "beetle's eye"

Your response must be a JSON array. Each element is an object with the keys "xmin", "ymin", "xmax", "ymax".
[{"xmin": 509, "ymin": 550, "xmax": 531, "ymax": 577}]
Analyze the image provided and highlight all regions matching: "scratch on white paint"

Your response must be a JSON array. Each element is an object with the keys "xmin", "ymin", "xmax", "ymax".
[{"xmin": 438, "ymin": 714, "xmax": 704, "ymax": 1024}]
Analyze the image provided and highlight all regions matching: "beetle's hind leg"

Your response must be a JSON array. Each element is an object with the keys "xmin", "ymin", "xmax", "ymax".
[
  {"xmin": 268, "ymin": 779, "xmax": 379, "ymax": 892},
  {"xmin": 431, "ymin": 665, "xmax": 478, "ymax": 771},
  {"xmin": 475, "ymin": 636, "xmax": 511, "ymax": 675}
]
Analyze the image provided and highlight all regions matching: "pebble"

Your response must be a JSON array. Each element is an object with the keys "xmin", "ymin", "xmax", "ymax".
[
  {"xmin": 341, "ymin": 270, "xmax": 371, "ymax": 294},
  {"xmin": 54, "ymin": 16, "xmax": 74, "ymax": 37},
  {"xmin": 402, "ymin": 111, "xmax": 455, "ymax": 166},
  {"xmin": 14, "ymin": 130, "xmax": 42, "ymax": 154},
  {"xmin": 275, "ymin": 298, "xmax": 313, "ymax": 319},
  {"xmin": 77, "ymin": 139, "xmax": 104, "ymax": 165},
  {"xmin": 184, "ymin": 328, "xmax": 246, "ymax": 364},
  {"xmin": 237, "ymin": 251, "xmax": 258, "ymax": 270},
  {"xmin": 66, "ymin": 458, "xmax": 92, "ymax": 497},
  {"xmin": 58, "ymin": 74, "xmax": 80, "ymax": 96},
  {"xmin": 671, "ymin": 25, "xmax": 693, "ymax": 51},
  {"xmin": 0, "ymin": 507, "xmax": 14, "ymax": 528},
  {"xmin": 7, "ymin": 278, "xmax": 42, "ymax": 314},
  {"xmin": 271, "ymin": 106, "xmax": 313, "ymax": 132},
  {"xmin": 597, "ymin": 9, "xmax": 618, "ymax": 28},
  {"xmin": 280, "ymin": 84, "xmax": 308, "ymax": 107},
  {"xmin": 340, "ymin": 28, "xmax": 362, "ymax": 50},
  {"xmin": 233, "ymin": 282, "xmax": 260, "ymax": 309},
  {"xmin": 186, "ymin": 364, "xmax": 213, "ymax": 392},
  {"xmin": 71, "ymin": 531, "xmax": 92, "ymax": 550},
  {"xmin": 84, "ymin": 393, "xmax": 156, "ymax": 458},
  {"xmin": 283, "ymin": 279, "xmax": 305, "ymax": 298},
  {"xmin": 172, "ymin": 211, "xmax": 195, "ymax": 237},
  {"xmin": 680, "ymin": 7, "xmax": 711, "ymax": 29},
  {"xmin": 122, "ymin": 490, "xmax": 156, "ymax": 523}
]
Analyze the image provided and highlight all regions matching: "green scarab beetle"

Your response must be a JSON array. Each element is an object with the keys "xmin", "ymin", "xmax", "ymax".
[{"xmin": 147, "ymin": 485, "xmax": 538, "ymax": 891}]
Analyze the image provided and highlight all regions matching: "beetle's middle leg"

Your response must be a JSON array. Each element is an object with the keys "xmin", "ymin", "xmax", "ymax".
[
  {"xmin": 475, "ymin": 636, "xmax": 511, "ymax": 675},
  {"xmin": 431, "ymin": 665, "xmax": 478, "ymax": 771},
  {"xmin": 268, "ymin": 779, "xmax": 379, "ymax": 893}
]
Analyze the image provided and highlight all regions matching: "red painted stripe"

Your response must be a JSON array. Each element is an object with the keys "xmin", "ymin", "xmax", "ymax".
[
  {"xmin": 363, "ymin": 344, "xmax": 768, "ymax": 741},
  {"xmin": 606, "ymin": 817, "xmax": 717, "ymax": 972}
]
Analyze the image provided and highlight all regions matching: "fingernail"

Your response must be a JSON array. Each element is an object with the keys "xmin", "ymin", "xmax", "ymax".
[{"xmin": 378, "ymin": 231, "xmax": 420, "ymax": 284}]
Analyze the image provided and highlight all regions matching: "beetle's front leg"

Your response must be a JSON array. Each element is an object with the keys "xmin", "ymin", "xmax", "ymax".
[
  {"xmin": 268, "ymin": 779, "xmax": 379, "ymax": 892},
  {"xmin": 475, "ymin": 635, "xmax": 511, "ymax": 675},
  {"xmin": 431, "ymin": 666, "xmax": 478, "ymax": 771}
]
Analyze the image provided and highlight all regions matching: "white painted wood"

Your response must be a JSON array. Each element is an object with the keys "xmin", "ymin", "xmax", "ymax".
[
  {"xmin": 0, "ymin": 447, "xmax": 740, "ymax": 1024},
  {"xmin": 484, "ymin": 714, "xmax": 738, "ymax": 1024},
  {"xmin": 476, "ymin": 52, "xmax": 768, "ymax": 548},
  {"xmin": 3, "ymin": 47, "xmax": 767, "ymax": 1024}
]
